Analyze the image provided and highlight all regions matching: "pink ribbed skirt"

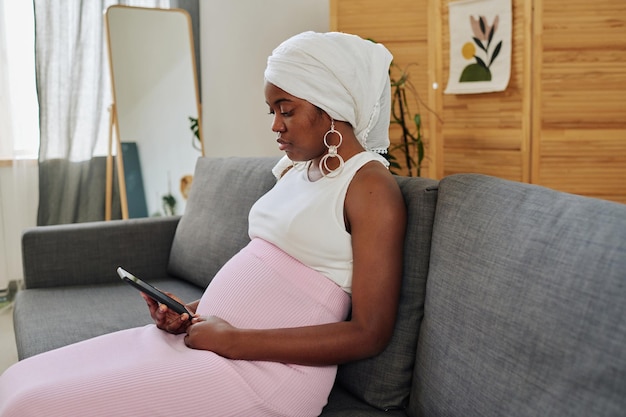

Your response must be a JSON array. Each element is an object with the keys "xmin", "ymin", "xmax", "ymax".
[{"xmin": 0, "ymin": 239, "xmax": 351, "ymax": 417}]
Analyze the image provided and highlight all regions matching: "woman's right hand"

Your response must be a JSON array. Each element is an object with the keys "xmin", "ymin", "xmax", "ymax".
[{"xmin": 141, "ymin": 292, "xmax": 195, "ymax": 334}]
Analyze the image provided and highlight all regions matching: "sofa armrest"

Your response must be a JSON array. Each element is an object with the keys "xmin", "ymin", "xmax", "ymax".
[{"xmin": 22, "ymin": 216, "xmax": 181, "ymax": 289}]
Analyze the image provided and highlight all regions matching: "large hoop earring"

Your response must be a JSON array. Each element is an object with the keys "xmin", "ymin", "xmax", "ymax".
[{"xmin": 319, "ymin": 119, "xmax": 344, "ymax": 178}]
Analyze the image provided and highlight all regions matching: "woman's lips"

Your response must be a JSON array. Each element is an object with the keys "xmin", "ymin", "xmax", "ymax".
[{"xmin": 277, "ymin": 138, "xmax": 290, "ymax": 151}]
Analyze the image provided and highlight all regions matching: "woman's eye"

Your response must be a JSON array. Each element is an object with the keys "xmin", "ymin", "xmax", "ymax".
[{"xmin": 267, "ymin": 109, "xmax": 292, "ymax": 117}]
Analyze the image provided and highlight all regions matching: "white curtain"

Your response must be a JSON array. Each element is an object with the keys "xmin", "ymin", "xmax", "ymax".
[
  {"xmin": 0, "ymin": 1, "xmax": 171, "ymax": 292},
  {"xmin": 0, "ymin": 1, "xmax": 39, "ymax": 294}
]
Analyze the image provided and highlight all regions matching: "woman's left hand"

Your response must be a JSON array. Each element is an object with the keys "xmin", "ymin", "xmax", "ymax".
[{"xmin": 184, "ymin": 316, "xmax": 237, "ymax": 356}]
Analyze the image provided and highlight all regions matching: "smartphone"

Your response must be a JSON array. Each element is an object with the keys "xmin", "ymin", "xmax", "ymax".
[{"xmin": 117, "ymin": 267, "xmax": 193, "ymax": 318}]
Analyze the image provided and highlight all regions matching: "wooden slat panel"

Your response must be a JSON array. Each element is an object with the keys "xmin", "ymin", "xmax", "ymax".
[
  {"xmin": 540, "ymin": 129, "xmax": 626, "ymax": 156},
  {"xmin": 537, "ymin": 160, "xmax": 626, "ymax": 194},
  {"xmin": 445, "ymin": 128, "xmax": 522, "ymax": 151},
  {"xmin": 441, "ymin": 93, "xmax": 524, "ymax": 128},
  {"xmin": 540, "ymin": 54, "xmax": 626, "ymax": 128},
  {"xmin": 438, "ymin": 0, "xmax": 528, "ymax": 182},
  {"xmin": 333, "ymin": 2, "xmax": 433, "ymax": 177},
  {"xmin": 541, "ymin": 90, "xmax": 626, "ymax": 127},
  {"xmin": 388, "ymin": 42, "xmax": 428, "ymax": 76},
  {"xmin": 536, "ymin": 0, "xmax": 626, "ymax": 201},
  {"xmin": 334, "ymin": 0, "xmax": 426, "ymax": 42},
  {"xmin": 536, "ymin": 129, "xmax": 626, "ymax": 197},
  {"xmin": 443, "ymin": 149, "xmax": 523, "ymax": 180},
  {"xmin": 542, "ymin": 0, "xmax": 626, "ymax": 50},
  {"xmin": 427, "ymin": 0, "xmax": 445, "ymax": 179}
]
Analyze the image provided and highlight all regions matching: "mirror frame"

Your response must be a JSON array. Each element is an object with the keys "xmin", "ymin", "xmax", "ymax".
[{"xmin": 104, "ymin": 5, "xmax": 204, "ymax": 220}]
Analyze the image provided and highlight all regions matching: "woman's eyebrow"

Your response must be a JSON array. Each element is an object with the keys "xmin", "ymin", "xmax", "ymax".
[{"xmin": 266, "ymin": 98, "xmax": 293, "ymax": 106}]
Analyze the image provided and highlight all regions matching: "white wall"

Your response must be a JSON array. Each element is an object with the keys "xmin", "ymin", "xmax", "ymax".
[{"xmin": 199, "ymin": 1, "xmax": 329, "ymax": 157}]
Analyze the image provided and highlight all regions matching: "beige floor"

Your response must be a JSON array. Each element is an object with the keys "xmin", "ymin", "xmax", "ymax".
[{"xmin": 0, "ymin": 302, "xmax": 18, "ymax": 374}]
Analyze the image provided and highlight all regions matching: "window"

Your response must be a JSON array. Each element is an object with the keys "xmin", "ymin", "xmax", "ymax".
[{"xmin": 0, "ymin": 0, "xmax": 39, "ymax": 161}]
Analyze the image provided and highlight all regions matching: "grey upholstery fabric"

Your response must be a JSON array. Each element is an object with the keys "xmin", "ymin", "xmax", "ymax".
[
  {"xmin": 22, "ymin": 216, "xmax": 180, "ymax": 288},
  {"xmin": 16, "ymin": 215, "xmax": 186, "ymax": 360},
  {"xmin": 322, "ymin": 385, "xmax": 408, "ymax": 416},
  {"xmin": 168, "ymin": 157, "xmax": 280, "ymax": 288},
  {"xmin": 14, "ymin": 279, "xmax": 203, "ymax": 360},
  {"xmin": 411, "ymin": 174, "xmax": 626, "ymax": 417},
  {"xmin": 336, "ymin": 176, "xmax": 439, "ymax": 411}
]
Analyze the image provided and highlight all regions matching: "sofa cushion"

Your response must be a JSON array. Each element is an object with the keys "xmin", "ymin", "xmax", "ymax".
[
  {"xmin": 168, "ymin": 157, "xmax": 279, "ymax": 288},
  {"xmin": 322, "ymin": 384, "xmax": 408, "ymax": 416},
  {"xmin": 14, "ymin": 278, "xmax": 203, "ymax": 359},
  {"xmin": 411, "ymin": 174, "xmax": 626, "ymax": 417},
  {"xmin": 336, "ymin": 176, "xmax": 439, "ymax": 410}
]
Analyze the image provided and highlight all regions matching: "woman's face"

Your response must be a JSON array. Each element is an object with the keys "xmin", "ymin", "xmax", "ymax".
[{"xmin": 264, "ymin": 82, "xmax": 329, "ymax": 162}]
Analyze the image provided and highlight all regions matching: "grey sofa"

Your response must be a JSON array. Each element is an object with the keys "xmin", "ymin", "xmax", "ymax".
[{"xmin": 13, "ymin": 156, "xmax": 626, "ymax": 416}]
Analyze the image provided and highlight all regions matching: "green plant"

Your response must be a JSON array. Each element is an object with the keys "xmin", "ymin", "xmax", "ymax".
[
  {"xmin": 162, "ymin": 193, "xmax": 177, "ymax": 216},
  {"xmin": 368, "ymin": 38, "xmax": 441, "ymax": 176},
  {"xmin": 383, "ymin": 63, "xmax": 427, "ymax": 176},
  {"xmin": 188, "ymin": 116, "xmax": 202, "ymax": 152}
]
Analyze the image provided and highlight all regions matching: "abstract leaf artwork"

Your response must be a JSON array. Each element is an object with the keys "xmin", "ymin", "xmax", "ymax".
[{"xmin": 445, "ymin": 0, "xmax": 511, "ymax": 95}]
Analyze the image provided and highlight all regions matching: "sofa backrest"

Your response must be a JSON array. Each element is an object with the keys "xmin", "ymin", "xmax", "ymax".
[
  {"xmin": 168, "ymin": 156, "xmax": 280, "ymax": 287},
  {"xmin": 336, "ymin": 176, "xmax": 438, "ymax": 411},
  {"xmin": 411, "ymin": 174, "xmax": 626, "ymax": 417}
]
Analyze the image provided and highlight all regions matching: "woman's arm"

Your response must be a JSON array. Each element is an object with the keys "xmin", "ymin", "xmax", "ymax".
[{"xmin": 185, "ymin": 162, "xmax": 406, "ymax": 366}]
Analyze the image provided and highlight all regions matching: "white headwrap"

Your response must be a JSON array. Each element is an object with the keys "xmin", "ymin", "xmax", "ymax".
[{"xmin": 264, "ymin": 31, "xmax": 393, "ymax": 156}]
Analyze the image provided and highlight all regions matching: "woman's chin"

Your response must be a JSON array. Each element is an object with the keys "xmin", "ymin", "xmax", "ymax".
[{"xmin": 283, "ymin": 151, "xmax": 303, "ymax": 162}]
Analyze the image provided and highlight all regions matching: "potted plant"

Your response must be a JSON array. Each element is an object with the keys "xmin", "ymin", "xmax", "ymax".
[
  {"xmin": 188, "ymin": 116, "xmax": 203, "ymax": 152},
  {"xmin": 384, "ymin": 62, "xmax": 439, "ymax": 177}
]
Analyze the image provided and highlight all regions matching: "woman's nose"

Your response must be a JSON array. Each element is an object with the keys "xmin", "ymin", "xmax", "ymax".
[{"xmin": 271, "ymin": 115, "xmax": 285, "ymax": 133}]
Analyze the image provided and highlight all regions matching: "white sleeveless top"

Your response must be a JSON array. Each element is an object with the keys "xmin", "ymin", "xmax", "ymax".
[{"xmin": 248, "ymin": 152, "xmax": 387, "ymax": 293}]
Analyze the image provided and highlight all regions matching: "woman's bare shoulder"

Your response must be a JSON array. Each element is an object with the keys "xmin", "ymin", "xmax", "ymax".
[
  {"xmin": 351, "ymin": 160, "xmax": 402, "ymax": 197},
  {"xmin": 346, "ymin": 160, "xmax": 405, "ymax": 222}
]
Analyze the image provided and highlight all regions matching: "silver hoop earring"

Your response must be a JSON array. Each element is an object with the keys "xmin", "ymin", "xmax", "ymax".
[{"xmin": 319, "ymin": 119, "xmax": 344, "ymax": 178}]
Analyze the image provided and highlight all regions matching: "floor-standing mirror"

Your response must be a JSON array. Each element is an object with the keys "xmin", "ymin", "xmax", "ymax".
[{"xmin": 105, "ymin": 5, "xmax": 204, "ymax": 219}]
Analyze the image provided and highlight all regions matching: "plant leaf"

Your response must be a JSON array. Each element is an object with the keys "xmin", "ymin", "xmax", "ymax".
[
  {"xmin": 473, "ymin": 37, "xmax": 487, "ymax": 53},
  {"xmin": 488, "ymin": 25, "xmax": 495, "ymax": 47},
  {"xmin": 489, "ymin": 41, "xmax": 502, "ymax": 67},
  {"xmin": 479, "ymin": 16, "xmax": 486, "ymax": 35},
  {"xmin": 475, "ymin": 55, "xmax": 488, "ymax": 69},
  {"xmin": 414, "ymin": 114, "xmax": 421, "ymax": 128}
]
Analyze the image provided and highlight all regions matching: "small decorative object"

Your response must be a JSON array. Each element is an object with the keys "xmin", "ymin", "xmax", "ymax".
[
  {"xmin": 459, "ymin": 15, "xmax": 502, "ymax": 82},
  {"xmin": 445, "ymin": 0, "xmax": 512, "ymax": 94},
  {"xmin": 180, "ymin": 175, "xmax": 193, "ymax": 200}
]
